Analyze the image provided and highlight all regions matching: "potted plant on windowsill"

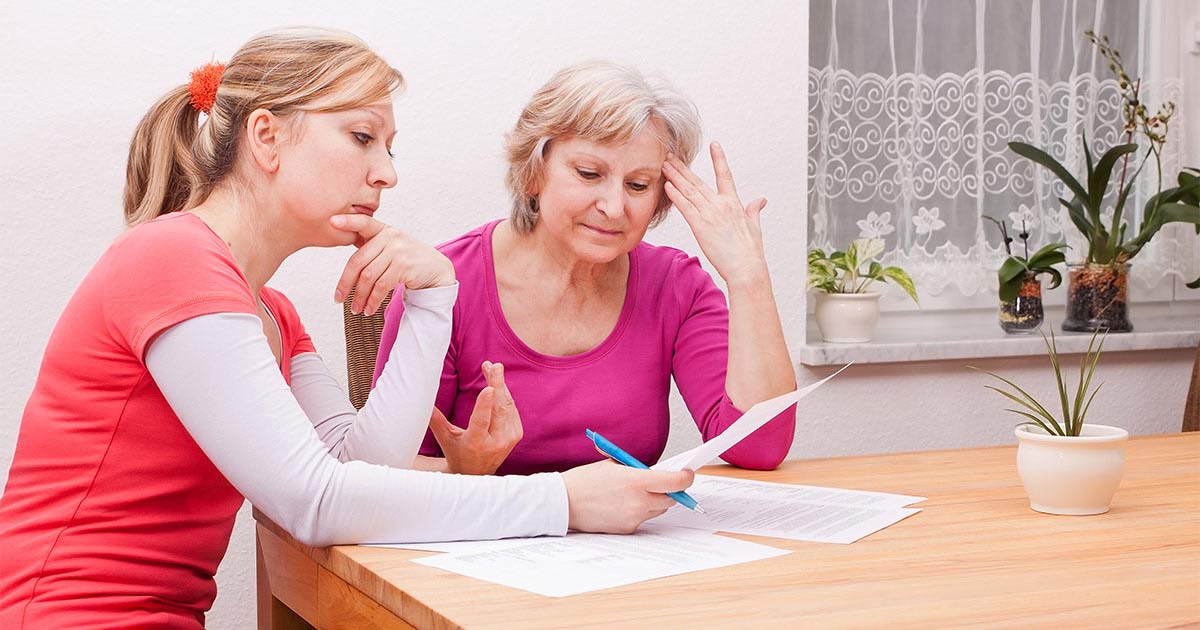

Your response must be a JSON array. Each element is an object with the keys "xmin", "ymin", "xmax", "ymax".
[
  {"xmin": 1008, "ymin": 30, "xmax": 1200, "ymax": 333},
  {"xmin": 972, "ymin": 329, "xmax": 1127, "ymax": 515},
  {"xmin": 984, "ymin": 216, "xmax": 1068, "ymax": 334},
  {"xmin": 807, "ymin": 238, "xmax": 918, "ymax": 343}
]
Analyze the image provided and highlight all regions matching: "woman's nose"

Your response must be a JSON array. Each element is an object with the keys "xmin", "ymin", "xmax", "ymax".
[
  {"xmin": 372, "ymin": 155, "xmax": 398, "ymax": 189},
  {"xmin": 595, "ymin": 183, "xmax": 624, "ymax": 217}
]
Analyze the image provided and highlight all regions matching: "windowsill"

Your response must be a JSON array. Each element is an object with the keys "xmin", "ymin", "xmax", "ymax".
[{"xmin": 799, "ymin": 301, "xmax": 1200, "ymax": 366}]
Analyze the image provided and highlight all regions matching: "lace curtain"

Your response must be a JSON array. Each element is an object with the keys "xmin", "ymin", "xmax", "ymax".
[{"xmin": 808, "ymin": 0, "xmax": 1191, "ymax": 298}]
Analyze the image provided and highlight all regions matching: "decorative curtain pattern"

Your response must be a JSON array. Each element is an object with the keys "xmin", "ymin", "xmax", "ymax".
[{"xmin": 808, "ymin": 0, "xmax": 1190, "ymax": 297}]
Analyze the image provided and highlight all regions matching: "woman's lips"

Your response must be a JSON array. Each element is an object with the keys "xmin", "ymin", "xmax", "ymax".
[{"xmin": 584, "ymin": 224, "xmax": 621, "ymax": 236}]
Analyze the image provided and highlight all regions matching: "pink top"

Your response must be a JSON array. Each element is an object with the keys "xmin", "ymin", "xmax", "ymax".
[
  {"xmin": 375, "ymin": 220, "xmax": 795, "ymax": 475},
  {"xmin": 0, "ymin": 213, "xmax": 314, "ymax": 628}
]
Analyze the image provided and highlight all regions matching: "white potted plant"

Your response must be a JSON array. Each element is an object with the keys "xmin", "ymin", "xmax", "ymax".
[
  {"xmin": 806, "ymin": 238, "xmax": 918, "ymax": 343},
  {"xmin": 973, "ymin": 329, "xmax": 1128, "ymax": 515}
]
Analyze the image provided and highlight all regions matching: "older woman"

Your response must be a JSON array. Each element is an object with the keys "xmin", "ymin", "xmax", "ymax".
[{"xmin": 375, "ymin": 61, "xmax": 796, "ymax": 475}]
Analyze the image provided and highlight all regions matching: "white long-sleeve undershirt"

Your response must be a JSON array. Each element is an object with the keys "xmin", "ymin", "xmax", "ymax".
[{"xmin": 144, "ymin": 285, "xmax": 568, "ymax": 547}]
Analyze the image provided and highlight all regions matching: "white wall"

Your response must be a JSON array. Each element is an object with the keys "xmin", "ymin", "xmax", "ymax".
[{"xmin": 0, "ymin": 2, "xmax": 1193, "ymax": 629}]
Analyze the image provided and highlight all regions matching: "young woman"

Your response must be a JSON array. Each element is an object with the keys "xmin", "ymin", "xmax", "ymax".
[
  {"xmin": 375, "ymin": 61, "xmax": 797, "ymax": 476},
  {"xmin": 0, "ymin": 29, "xmax": 692, "ymax": 628}
]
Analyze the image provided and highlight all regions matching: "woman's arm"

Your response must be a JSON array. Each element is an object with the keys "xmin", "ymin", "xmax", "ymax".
[
  {"xmin": 147, "ymin": 313, "xmax": 690, "ymax": 544},
  {"xmin": 289, "ymin": 284, "xmax": 455, "ymax": 467},
  {"xmin": 662, "ymin": 142, "xmax": 796, "ymax": 407},
  {"xmin": 662, "ymin": 143, "xmax": 796, "ymax": 469}
]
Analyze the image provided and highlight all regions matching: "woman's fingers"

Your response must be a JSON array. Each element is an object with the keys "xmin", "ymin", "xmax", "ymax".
[
  {"xmin": 662, "ymin": 157, "xmax": 713, "ymax": 209},
  {"xmin": 429, "ymin": 407, "xmax": 464, "ymax": 448},
  {"xmin": 464, "ymin": 387, "xmax": 496, "ymax": 436},
  {"xmin": 329, "ymin": 213, "xmax": 386, "ymax": 242},
  {"xmin": 337, "ymin": 242, "xmax": 385, "ymax": 309},
  {"xmin": 664, "ymin": 181, "xmax": 699, "ymax": 221},
  {"xmin": 709, "ymin": 142, "xmax": 739, "ymax": 197}
]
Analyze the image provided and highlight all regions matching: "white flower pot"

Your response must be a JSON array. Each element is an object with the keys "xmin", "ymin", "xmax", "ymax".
[
  {"xmin": 813, "ymin": 292, "xmax": 880, "ymax": 343},
  {"xmin": 1014, "ymin": 424, "xmax": 1128, "ymax": 515}
]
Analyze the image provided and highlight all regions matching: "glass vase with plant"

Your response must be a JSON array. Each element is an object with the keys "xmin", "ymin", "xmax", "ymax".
[
  {"xmin": 1007, "ymin": 30, "xmax": 1200, "ymax": 333},
  {"xmin": 984, "ymin": 216, "xmax": 1068, "ymax": 333},
  {"xmin": 807, "ymin": 238, "xmax": 918, "ymax": 343}
]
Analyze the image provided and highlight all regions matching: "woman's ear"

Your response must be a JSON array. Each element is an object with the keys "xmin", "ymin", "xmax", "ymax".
[{"xmin": 245, "ymin": 108, "xmax": 282, "ymax": 173}]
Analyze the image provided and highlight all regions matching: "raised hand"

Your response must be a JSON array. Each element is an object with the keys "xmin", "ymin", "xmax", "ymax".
[
  {"xmin": 662, "ymin": 142, "xmax": 770, "ymax": 287},
  {"xmin": 329, "ymin": 214, "xmax": 455, "ymax": 315},
  {"xmin": 428, "ymin": 361, "xmax": 523, "ymax": 475},
  {"xmin": 561, "ymin": 461, "xmax": 695, "ymax": 534}
]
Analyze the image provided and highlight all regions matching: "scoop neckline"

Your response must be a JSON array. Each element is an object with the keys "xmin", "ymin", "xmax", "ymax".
[{"xmin": 480, "ymin": 219, "xmax": 639, "ymax": 368}]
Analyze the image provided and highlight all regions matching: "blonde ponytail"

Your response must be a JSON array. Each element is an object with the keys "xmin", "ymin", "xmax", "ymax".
[
  {"xmin": 121, "ymin": 27, "xmax": 403, "ymax": 228},
  {"xmin": 123, "ymin": 86, "xmax": 201, "ymax": 226}
]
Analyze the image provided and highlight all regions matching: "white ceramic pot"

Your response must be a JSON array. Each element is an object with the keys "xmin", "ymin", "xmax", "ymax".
[
  {"xmin": 1014, "ymin": 424, "xmax": 1128, "ymax": 515},
  {"xmin": 813, "ymin": 292, "xmax": 881, "ymax": 343}
]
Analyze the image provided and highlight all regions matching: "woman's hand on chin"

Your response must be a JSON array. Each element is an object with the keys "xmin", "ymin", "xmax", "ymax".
[
  {"xmin": 662, "ymin": 142, "xmax": 770, "ymax": 288},
  {"xmin": 429, "ymin": 361, "xmax": 523, "ymax": 475},
  {"xmin": 330, "ymin": 214, "xmax": 455, "ymax": 315}
]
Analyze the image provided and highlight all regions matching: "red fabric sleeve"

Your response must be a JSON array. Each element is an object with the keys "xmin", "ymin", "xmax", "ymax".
[
  {"xmin": 101, "ymin": 214, "xmax": 257, "ymax": 361},
  {"xmin": 260, "ymin": 287, "xmax": 317, "ymax": 357}
]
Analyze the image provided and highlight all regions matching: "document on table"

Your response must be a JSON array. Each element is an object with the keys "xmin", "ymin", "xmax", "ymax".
[
  {"xmin": 650, "ymin": 475, "xmax": 925, "ymax": 544},
  {"xmin": 413, "ymin": 523, "xmax": 789, "ymax": 598},
  {"xmin": 652, "ymin": 363, "xmax": 852, "ymax": 472}
]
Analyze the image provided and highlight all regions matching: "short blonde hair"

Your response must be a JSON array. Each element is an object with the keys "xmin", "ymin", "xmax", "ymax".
[
  {"xmin": 504, "ymin": 61, "xmax": 702, "ymax": 233},
  {"xmin": 124, "ymin": 27, "xmax": 403, "ymax": 226}
]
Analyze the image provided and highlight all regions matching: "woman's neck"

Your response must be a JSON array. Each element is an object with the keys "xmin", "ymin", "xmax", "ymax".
[
  {"xmin": 188, "ymin": 186, "xmax": 297, "ymax": 294},
  {"xmin": 494, "ymin": 220, "xmax": 626, "ymax": 298}
]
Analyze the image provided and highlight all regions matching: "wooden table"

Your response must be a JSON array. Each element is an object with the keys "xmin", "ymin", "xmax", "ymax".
[{"xmin": 255, "ymin": 433, "xmax": 1200, "ymax": 629}]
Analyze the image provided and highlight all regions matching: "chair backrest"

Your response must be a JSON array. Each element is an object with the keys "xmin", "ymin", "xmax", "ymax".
[
  {"xmin": 1185, "ymin": 344, "xmax": 1200, "ymax": 432},
  {"xmin": 343, "ymin": 288, "xmax": 393, "ymax": 410}
]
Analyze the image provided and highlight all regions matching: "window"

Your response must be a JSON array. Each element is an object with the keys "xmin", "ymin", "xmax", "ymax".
[{"xmin": 807, "ymin": 0, "xmax": 1192, "ymax": 310}]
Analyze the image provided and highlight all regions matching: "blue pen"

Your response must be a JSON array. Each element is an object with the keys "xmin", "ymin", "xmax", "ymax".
[{"xmin": 585, "ymin": 429, "xmax": 706, "ymax": 514}]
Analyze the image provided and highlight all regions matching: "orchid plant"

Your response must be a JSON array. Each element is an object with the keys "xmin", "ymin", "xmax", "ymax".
[{"xmin": 1007, "ymin": 30, "xmax": 1200, "ymax": 285}]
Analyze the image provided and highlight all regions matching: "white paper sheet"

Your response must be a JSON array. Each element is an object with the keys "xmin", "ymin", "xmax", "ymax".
[
  {"xmin": 413, "ymin": 523, "xmax": 789, "ymax": 598},
  {"xmin": 650, "ymin": 475, "xmax": 924, "ymax": 544},
  {"xmin": 652, "ymin": 363, "xmax": 853, "ymax": 472}
]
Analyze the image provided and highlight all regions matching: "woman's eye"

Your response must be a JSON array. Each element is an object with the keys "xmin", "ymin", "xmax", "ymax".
[
  {"xmin": 627, "ymin": 182, "xmax": 649, "ymax": 192},
  {"xmin": 576, "ymin": 169, "xmax": 600, "ymax": 180},
  {"xmin": 352, "ymin": 132, "xmax": 373, "ymax": 145}
]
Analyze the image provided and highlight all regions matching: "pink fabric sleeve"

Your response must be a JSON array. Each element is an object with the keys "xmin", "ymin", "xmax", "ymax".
[{"xmin": 668, "ymin": 255, "xmax": 796, "ymax": 470}]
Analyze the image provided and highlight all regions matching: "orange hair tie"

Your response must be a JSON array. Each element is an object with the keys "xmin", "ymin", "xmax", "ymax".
[{"xmin": 188, "ymin": 62, "xmax": 225, "ymax": 114}]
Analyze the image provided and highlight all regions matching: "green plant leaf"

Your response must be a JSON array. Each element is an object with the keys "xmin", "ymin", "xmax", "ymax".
[
  {"xmin": 1078, "ymin": 383, "xmax": 1104, "ymax": 437},
  {"xmin": 853, "ymin": 238, "xmax": 885, "ymax": 263},
  {"xmin": 984, "ymin": 385, "xmax": 1063, "ymax": 434},
  {"xmin": 1025, "ymin": 242, "xmax": 1069, "ymax": 269},
  {"xmin": 1009, "ymin": 141, "xmax": 1089, "ymax": 203},
  {"xmin": 1071, "ymin": 329, "xmax": 1105, "ymax": 433},
  {"xmin": 880, "ymin": 267, "xmax": 919, "ymax": 304},
  {"xmin": 1042, "ymin": 267, "xmax": 1063, "ymax": 290},
  {"xmin": 1043, "ymin": 330, "xmax": 1074, "ymax": 436},
  {"xmin": 997, "ymin": 258, "xmax": 1028, "ymax": 302},
  {"xmin": 1009, "ymin": 410, "xmax": 1065, "ymax": 437},
  {"xmin": 970, "ymin": 366, "xmax": 1062, "ymax": 433},
  {"xmin": 1060, "ymin": 195, "xmax": 1099, "ymax": 253},
  {"xmin": 1088, "ymin": 142, "xmax": 1139, "ymax": 212}
]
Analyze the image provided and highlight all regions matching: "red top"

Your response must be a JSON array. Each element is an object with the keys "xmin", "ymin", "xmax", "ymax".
[{"xmin": 0, "ymin": 212, "xmax": 315, "ymax": 629}]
